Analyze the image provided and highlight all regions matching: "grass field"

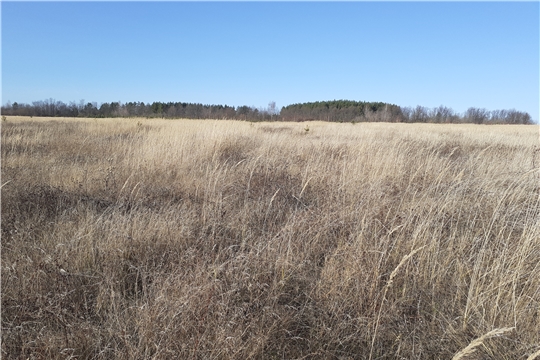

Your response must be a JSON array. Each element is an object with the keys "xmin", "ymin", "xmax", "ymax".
[{"xmin": 2, "ymin": 116, "xmax": 539, "ymax": 359}]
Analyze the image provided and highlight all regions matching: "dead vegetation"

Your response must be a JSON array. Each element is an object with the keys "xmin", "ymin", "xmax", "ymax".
[{"xmin": 2, "ymin": 117, "xmax": 539, "ymax": 359}]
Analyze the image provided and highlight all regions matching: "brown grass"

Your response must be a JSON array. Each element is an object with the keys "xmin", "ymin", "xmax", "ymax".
[{"xmin": 2, "ymin": 116, "xmax": 539, "ymax": 359}]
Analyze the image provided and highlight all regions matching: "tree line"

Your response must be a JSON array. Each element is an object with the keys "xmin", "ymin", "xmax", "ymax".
[
  {"xmin": 1, "ymin": 99, "xmax": 279, "ymax": 121},
  {"xmin": 280, "ymin": 100, "xmax": 403, "ymax": 122},
  {"xmin": 399, "ymin": 105, "xmax": 532, "ymax": 125},
  {"xmin": 1, "ymin": 98, "xmax": 532, "ymax": 124},
  {"xmin": 281, "ymin": 100, "xmax": 532, "ymax": 124}
]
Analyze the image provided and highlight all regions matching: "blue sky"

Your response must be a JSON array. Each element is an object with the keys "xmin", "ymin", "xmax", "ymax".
[{"xmin": 2, "ymin": 2, "xmax": 539, "ymax": 121}]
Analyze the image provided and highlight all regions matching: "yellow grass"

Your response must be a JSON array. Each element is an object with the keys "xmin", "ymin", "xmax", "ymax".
[{"xmin": 2, "ymin": 116, "xmax": 539, "ymax": 359}]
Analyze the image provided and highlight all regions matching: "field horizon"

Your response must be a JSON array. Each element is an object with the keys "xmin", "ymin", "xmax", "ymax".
[{"xmin": 2, "ymin": 116, "xmax": 539, "ymax": 359}]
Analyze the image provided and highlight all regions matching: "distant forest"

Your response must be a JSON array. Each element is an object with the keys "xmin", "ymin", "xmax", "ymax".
[
  {"xmin": 1, "ymin": 99, "xmax": 533, "ymax": 124},
  {"xmin": 274, "ymin": 100, "xmax": 532, "ymax": 124}
]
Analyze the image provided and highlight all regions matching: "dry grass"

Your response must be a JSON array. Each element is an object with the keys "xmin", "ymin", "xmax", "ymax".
[
  {"xmin": 451, "ymin": 327, "xmax": 515, "ymax": 360},
  {"xmin": 2, "ymin": 116, "xmax": 539, "ymax": 359}
]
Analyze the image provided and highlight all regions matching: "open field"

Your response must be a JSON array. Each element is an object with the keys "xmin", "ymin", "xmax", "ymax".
[{"xmin": 2, "ymin": 116, "xmax": 539, "ymax": 359}]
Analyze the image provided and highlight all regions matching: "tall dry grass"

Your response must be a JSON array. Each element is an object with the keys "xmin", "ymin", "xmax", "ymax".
[{"xmin": 2, "ymin": 116, "xmax": 539, "ymax": 359}]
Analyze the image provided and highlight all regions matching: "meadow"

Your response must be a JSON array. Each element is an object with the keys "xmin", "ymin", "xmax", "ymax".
[{"xmin": 1, "ymin": 116, "xmax": 539, "ymax": 359}]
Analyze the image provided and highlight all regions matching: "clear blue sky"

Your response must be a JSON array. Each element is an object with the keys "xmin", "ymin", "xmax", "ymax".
[{"xmin": 2, "ymin": 2, "xmax": 539, "ymax": 121}]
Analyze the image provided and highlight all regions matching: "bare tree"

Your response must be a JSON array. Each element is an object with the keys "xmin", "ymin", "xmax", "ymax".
[
  {"xmin": 268, "ymin": 101, "xmax": 277, "ymax": 116},
  {"xmin": 466, "ymin": 107, "xmax": 489, "ymax": 124}
]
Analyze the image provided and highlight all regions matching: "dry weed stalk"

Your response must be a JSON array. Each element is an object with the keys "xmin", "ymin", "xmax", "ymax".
[
  {"xmin": 527, "ymin": 349, "xmax": 540, "ymax": 360},
  {"xmin": 451, "ymin": 327, "xmax": 515, "ymax": 360},
  {"xmin": 369, "ymin": 245, "xmax": 427, "ymax": 360}
]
